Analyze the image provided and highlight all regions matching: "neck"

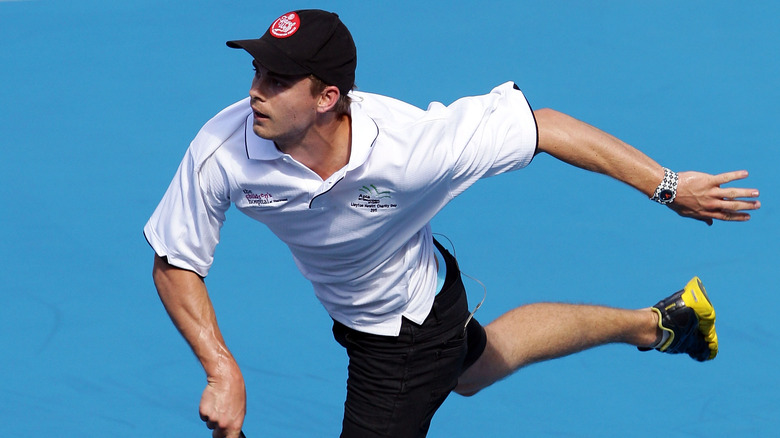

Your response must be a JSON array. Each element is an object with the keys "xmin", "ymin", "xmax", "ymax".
[{"xmin": 276, "ymin": 113, "xmax": 352, "ymax": 181}]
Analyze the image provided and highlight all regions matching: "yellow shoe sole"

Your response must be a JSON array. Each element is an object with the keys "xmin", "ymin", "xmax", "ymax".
[{"xmin": 680, "ymin": 276, "xmax": 718, "ymax": 360}]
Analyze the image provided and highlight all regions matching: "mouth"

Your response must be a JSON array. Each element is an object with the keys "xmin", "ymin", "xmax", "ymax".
[{"xmin": 252, "ymin": 107, "xmax": 270, "ymax": 122}]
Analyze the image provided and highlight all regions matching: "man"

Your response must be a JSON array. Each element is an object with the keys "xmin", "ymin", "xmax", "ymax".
[{"xmin": 145, "ymin": 9, "xmax": 760, "ymax": 438}]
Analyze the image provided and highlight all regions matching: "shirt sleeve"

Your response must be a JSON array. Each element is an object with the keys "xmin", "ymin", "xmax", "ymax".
[
  {"xmin": 429, "ymin": 81, "xmax": 539, "ymax": 198},
  {"xmin": 143, "ymin": 147, "xmax": 230, "ymax": 277}
]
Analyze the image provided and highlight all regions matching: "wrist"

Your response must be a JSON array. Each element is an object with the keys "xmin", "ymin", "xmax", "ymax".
[
  {"xmin": 201, "ymin": 346, "xmax": 240, "ymax": 378},
  {"xmin": 205, "ymin": 356, "xmax": 244, "ymax": 390},
  {"xmin": 650, "ymin": 167, "xmax": 678, "ymax": 205}
]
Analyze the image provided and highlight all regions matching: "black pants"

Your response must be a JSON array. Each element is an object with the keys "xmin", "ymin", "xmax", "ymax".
[{"xmin": 332, "ymin": 240, "xmax": 487, "ymax": 438}]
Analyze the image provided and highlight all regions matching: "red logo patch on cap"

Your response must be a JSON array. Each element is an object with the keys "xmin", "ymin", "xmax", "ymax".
[{"xmin": 270, "ymin": 12, "xmax": 300, "ymax": 38}]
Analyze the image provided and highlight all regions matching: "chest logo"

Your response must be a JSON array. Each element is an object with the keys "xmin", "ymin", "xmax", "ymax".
[
  {"xmin": 351, "ymin": 185, "xmax": 397, "ymax": 213},
  {"xmin": 243, "ymin": 189, "xmax": 287, "ymax": 205}
]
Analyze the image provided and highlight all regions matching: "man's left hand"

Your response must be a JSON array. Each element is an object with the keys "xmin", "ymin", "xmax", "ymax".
[{"xmin": 670, "ymin": 170, "xmax": 760, "ymax": 225}]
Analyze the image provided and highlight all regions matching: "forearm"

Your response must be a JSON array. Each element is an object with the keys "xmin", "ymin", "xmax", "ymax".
[
  {"xmin": 532, "ymin": 108, "xmax": 760, "ymax": 223},
  {"xmin": 152, "ymin": 255, "xmax": 246, "ymax": 435},
  {"xmin": 534, "ymin": 108, "xmax": 664, "ymax": 197},
  {"xmin": 152, "ymin": 255, "xmax": 238, "ymax": 376}
]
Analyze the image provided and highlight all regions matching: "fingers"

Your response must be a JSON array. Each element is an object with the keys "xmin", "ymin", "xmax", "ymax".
[
  {"xmin": 675, "ymin": 170, "xmax": 761, "ymax": 223},
  {"xmin": 709, "ymin": 171, "xmax": 759, "ymax": 201},
  {"xmin": 201, "ymin": 413, "xmax": 243, "ymax": 438},
  {"xmin": 211, "ymin": 429, "xmax": 239, "ymax": 438},
  {"xmin": 215, "ymin": 430, "xmax": 244, "ymax": 438},
  {"xmin": 711, "ymin": 210, "xmax": 753, "ymax": 222},
  {"xmin": 711, "ymin": 190, "xmax": 761, "ymax": 220},
  {"xmin": 715, "ymin": 169, "xmax": 750, "ymax": 185},
  {"xmin": 678, "ymin": 202, "xmax": 757, "ymax": 223},
  {"xmin": 200, "ymin": 412, "xmax": 219, "ymax": 433},
  {"xmin": 711, "ymin": 171, "xmax": 761, "ymax": 220},
  {"xmin": 720, "ymin": 198, "xmax": 761, "ymax": 212},
  {"xmin": 718, "ymin": 187, "xmax": 760, "ymax": 201},
  {"xmin": 686, "ymin": 200, "xmax": 758, "ymax": 222}
]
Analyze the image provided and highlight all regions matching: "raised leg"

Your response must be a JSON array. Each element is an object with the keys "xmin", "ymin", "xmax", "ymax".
[{"xmin": 455, "ymin": 302, "xmax": 658, "ymax": 396}]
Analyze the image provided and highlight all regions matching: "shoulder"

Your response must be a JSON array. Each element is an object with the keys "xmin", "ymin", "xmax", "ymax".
[
  {"xmin": 188, "ymin": 97, "xmax": 252, "ymax": 170},
  {"xmin": 350, "ymin": 82, "xmax": 530, "ymax": 126},
  {"xmin": 349, "ymin": 90, "xmax": 425, "ymax": 126}
]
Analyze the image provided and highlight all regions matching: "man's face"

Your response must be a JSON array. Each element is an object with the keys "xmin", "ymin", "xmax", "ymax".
[{"xmin": 249, "ymin": 62, "xmax": 319, "ymax": 147}]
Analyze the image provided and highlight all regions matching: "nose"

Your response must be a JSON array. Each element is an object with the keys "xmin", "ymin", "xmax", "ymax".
[{"xmin": 249, "ymin": 76, "xmax": 266, "ymax": 101}]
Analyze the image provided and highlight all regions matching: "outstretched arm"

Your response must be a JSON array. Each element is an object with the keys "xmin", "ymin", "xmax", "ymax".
[
  {"xmin": 152, "ymin": 255, "xmax": 246, "ymax": 438},
  {"xmin": 533, "ymin": 108, "xmax": 761, "ymax": 224}
]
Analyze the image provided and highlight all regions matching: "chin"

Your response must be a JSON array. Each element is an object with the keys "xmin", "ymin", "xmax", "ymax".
[{"xmin": 252, "ymin": 125, "xmax": 274, "ymax": 140}]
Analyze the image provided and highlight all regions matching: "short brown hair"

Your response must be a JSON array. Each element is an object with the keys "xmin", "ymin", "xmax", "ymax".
[{"xmin": 310, "ymin": 75, "xmax": 352, "ymax": 116}]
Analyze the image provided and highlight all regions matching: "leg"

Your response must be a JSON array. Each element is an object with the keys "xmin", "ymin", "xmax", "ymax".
[
  {"xmin": 333, "ymin": 269, "xmax": 474, "ymax": 438},
  {"xmin": 455, "ymin": 302, "xmax": 659, "ymax": 396},
  {"xmin": 335, "ymin": 322, "xmax": 464, "ymax": 438}
]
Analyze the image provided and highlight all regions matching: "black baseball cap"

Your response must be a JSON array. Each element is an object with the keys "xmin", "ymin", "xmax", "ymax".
[{"xmin": 227, "ymin": 9, "xmax": 357, "ymax": 95}]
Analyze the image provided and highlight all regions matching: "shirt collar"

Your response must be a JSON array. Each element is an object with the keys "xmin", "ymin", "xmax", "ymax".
[
  {"xmin": 244, "ymin": 96, "xmax": 379, "ymax": 166},
  {"xmin": 345, "ymin": 96, "xmax": 379, "ymax": 170},
  {"xmin": 244, "ymin": 115, "xmax": 283, "ymax": 160}
]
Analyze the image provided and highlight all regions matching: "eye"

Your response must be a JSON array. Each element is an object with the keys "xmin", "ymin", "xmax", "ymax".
[
  {"xmin": 266, "ymin": 74, "xmax": 289, "ymax": 88},
  {"xmin": 251, "ymin": 62, "xmax": 262, "ymax": 78}
]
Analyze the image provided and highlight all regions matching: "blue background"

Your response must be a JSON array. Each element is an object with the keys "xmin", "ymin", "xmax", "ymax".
[{"xmin": 1, "ymin": 0, "xmax": 777, "ymax": 436}]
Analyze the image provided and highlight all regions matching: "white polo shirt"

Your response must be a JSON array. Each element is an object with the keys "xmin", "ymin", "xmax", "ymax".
[{"xmin": 144, "ymin": 81, "xmax": 538, "ymax": 336}]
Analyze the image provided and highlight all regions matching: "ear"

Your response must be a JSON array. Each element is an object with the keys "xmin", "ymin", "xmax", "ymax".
[{"xmin": 316, "ymin": 85, "xmax": 341, "ymax": 114}]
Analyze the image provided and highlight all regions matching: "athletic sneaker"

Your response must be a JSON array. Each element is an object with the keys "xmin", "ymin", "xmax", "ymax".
[{"xmin": 639, "ymin": 276, "xmax": 718, "ymax": 361}]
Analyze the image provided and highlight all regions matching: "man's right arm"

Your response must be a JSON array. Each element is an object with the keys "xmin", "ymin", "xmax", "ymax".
[{"xmin": 152, "ymin": 255, "xmax": 246, "ymax": 438}]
